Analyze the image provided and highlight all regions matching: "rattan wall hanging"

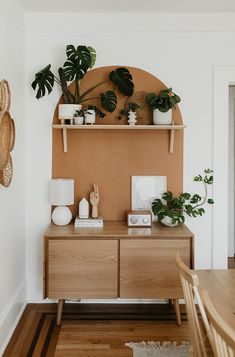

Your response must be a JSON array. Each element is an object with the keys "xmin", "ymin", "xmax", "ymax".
[{"xmin": 0, "ymin": 80, "xmax": 15, "ymax": 187}]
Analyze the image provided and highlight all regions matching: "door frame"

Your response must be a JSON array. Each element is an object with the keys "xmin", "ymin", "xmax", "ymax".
[{"xmin": 213, "ymin": 66, "xmax": 235, "ymax": 268}]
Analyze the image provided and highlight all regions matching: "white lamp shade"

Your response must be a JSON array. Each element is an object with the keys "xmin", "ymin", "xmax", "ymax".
[{"xmin": 49, "ymin": 179, "xmax": 74, "ymax": 206}]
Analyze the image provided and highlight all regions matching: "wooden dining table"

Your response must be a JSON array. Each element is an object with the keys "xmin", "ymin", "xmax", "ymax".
[{"xmin": 196, "ymin": 269, "xmax": 235, "ymax": 330}]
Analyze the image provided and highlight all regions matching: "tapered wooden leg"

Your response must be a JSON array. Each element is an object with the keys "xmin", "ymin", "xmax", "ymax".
[
  {"xmin": 173, "ymin": 299, "xmax": 181, "ymax": 325},
  {"xmin": 57, "ymin": 299, "xmax": 64, "ymax": 325}
]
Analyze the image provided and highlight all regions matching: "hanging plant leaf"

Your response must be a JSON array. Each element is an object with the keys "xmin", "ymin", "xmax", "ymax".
[
  {"xmin": 100, "ymin": 91, "xmax": 117, "ymax": 112},
  {"xmin": 109, "ymin": 67, "xmax": 134, "ymax": 96},
  {"xmin": 87, "ymin": 46, "xmax": 96, "ymax": 68},
  {"xmin": 31, "ymin": 64, "xmax": 54, "ymax": 99},
  {"xmin": 63, "ymin": 45, "xmax": 91, "ymax": 81}
]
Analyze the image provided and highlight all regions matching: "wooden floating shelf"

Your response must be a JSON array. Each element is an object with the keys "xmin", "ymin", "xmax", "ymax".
[
  {"xmin": 52, "ymin": 124, "xmax": 186, "ymax": 153},
  {"xmin": 52, "ymin": 124, "xmax": 185, "ymax": 130}
]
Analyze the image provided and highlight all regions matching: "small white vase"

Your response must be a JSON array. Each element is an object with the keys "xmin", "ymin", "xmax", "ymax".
[
  {"xmin": 59, "ymin": 104, "xmax": 82, "ymax": 122},
  {"xmin": 79, "ymin": 198, "xmax": 89, "ymax": 218},
  {"xmin": 127, "ymin": 110, "xmax": 137, "ymax": 126},
  {"xmin": 85, "ymin": 109, "xmax": 96, "ymax": 125},
  {"xmin": 161, "ymin": 216, "xmax": 179, "ymax": 227},
  {"xmin": 74, "ymin": 116, "xmax": 84, "ymax": 125},
  {"xmin": 153, "ymin": 109, "xmax": 172, "ymax": 125}
]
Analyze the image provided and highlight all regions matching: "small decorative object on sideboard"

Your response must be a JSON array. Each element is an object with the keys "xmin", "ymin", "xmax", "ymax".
[
  {"xmin": 31, "ymin": 44, "xmax": 134, "ymax": 121},
  {"xmin": 49, "ymin": 178, "xmax": 74, "ymax": 225},
  {"xmin": 152, "ymin": 169, "xmax": 214, "ymax": 227},
  {"xmin": 75, "ymin": 216, "xmax": 103, "ymax": 228},
  {"xmin": 127, "ymin": 210, "xmax": 152, "ymax": 227},
  {"xmin": 146, "ymin": 87, "xmax": 181, "ymax": 125},
  {"xmin": 90, "ymin": 184, "xmax": 100, "ymax": 218},
  {"xmin": 78, "ymin": 197, "xmax": 89, "ymax": 219}
]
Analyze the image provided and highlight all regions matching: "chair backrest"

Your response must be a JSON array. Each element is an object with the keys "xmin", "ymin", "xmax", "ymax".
[
  {"xmin": 175, "ymin": 252, "xmax": 212, "ymax": 357},
  {"xmin": 201, "ymin": 289, "xmax": 235, "ymax": 357}
]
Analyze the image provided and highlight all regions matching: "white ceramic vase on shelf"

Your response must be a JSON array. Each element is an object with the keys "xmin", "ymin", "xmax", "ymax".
[
  {"xmin": 85, "ymin": 109, "xmax": 96, "ymax": 125},
  {"xmin": 127, "ymin": 110, "xmax": 137, "ymax": 126},
  {"xmin": 74, "ymin": 116, "xmax": 84, "ymax": 125},
  {"xmin": 59, "ymin": 104, "xmax": 82, "ymax": 124},
  {"xmin": 153, "ymin": 109, "xmax": 172, "ymax": 125}
]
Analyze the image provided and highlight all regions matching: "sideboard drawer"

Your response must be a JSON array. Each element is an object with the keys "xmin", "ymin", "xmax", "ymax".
[
  {"xmin": 46, "ymin": 239, "xmax": 118, "ymax": 299},
  {"xmin": 120, "ymin": 239, "xmax": 191, "ymax": 299}
]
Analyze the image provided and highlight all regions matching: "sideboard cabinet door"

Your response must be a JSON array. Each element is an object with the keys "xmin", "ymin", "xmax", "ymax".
[
  {"xmin": 46, "ymin": 239, "xmax": 118, "ymax": 299},
  {"xmin": 120, "ymin": 239, "xmax": 191, "ymax": 299}
]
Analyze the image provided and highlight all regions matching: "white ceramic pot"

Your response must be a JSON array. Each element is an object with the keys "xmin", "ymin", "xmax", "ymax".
[
  {"xmin": 153, "ymin": 109, "xmax": 172, "ymax": 125},
  {"xmin": 74, "ymin": 116, "xmax": 84, "ymax": 125},
  {"xmin": 161, "ymin": 216, "xmax": 179, "ymax": 227},
  {"xmin": 85, "ymin": 109, "xmax": 96, "ymax": 125},
  {"xmin": 59, "ymin": 104, "xmax": 82, "ymax": 120}
]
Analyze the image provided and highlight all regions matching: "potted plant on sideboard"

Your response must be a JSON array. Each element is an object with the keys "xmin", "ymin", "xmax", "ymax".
[
  {"xmin": 31, "ymin": 44, "xmax": 134, "ymax": 122},
  {"xmin": 152, "ymin": 169, "xmax": 214, "ymax": 226},
  {"xmin": 146, "ymin": 87, "xmax": 181, "ymax": 125}
]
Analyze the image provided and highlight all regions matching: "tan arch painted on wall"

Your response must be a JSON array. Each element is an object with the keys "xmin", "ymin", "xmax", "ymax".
[{"xmin": 52, "ymin": 66, "xmax": 183, "ymax": 221}]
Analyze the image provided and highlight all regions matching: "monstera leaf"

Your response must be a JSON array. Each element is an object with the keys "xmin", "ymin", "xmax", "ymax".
[
  {"xmin": 31, "ymin": 64, "xmax": 54, "ymax": 99},
  {"xmin": 109, "ymin": 68, "xmax": 134, "ymax": 96},
  {"xmin": 63, "ymin": 45, "xmax": 91, "ymax": 81},
  {"xmin": 87, "ymin": 46, "xmax": 96, "ymax": 68},
  {"xmin": 100, "ymin": 91, "xmax": 117, "ymax": 112}
]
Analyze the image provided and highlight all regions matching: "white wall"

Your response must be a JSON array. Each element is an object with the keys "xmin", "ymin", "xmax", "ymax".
[
  {"xmin": 25, "ymin": 12, "xmax": 235, "ymax": 301},
  {"xmin": 0, "ymin": 0, "xmax": 26, "ymax": 353},
  {"xmin": 228, "ymin": 86, "xmax": 235, "ymax": 257}
]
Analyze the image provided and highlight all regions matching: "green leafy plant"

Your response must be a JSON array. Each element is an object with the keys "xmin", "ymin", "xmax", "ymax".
[
  {"xmin": 119, "ymin": 101, "xmax": 140, "ymax": 119},
  {"xmin": 152, "ymin": 169, "xmax": 214, "ymax": 225},
  {"xmin": 146, "ymin": 87, "xmax": 181, "ymax": 112},
  {"xmin": 31, "ymin": 44, "xmax": 134, "ymax": 114},
  {"xmin": 85, "ymin": 105, "xmax": 105, "ymax": 118}
]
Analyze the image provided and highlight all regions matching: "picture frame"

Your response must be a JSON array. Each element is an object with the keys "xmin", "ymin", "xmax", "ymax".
[{"xmin": 131, "ymin": 176, "xmax": 167, "ymax": 221}]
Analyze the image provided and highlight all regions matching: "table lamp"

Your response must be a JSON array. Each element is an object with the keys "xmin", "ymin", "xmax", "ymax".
[{"xmin": 49, "ymin": 178, "xmax": 74, "ymax": 225}]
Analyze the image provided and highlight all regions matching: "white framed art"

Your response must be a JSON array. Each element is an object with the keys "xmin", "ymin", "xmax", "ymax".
[{"xmin": 131, "ymin": 176, "xmax": 167, "ymax": 221}]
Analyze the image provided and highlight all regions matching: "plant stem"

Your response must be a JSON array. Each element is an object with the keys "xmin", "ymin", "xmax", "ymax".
[
  {"xmin": 75, "ymin": 80, "xmax": 80, "ymax": 103},
  {"xmin": 80, "ymin": 96, "xmax": 100, "ymax": 103},
  {"xmin": 191, "ymin": 181, "xmax": 208, "ymax": 210},
  {"xmin": 78, "ymin": 79, "xmax": 110, "ymax": 101}
]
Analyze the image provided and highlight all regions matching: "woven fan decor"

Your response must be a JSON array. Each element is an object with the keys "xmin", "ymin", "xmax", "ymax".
[
  {"xmin": 127, "ymin": 91, "xmax": 153, "ymax": 125},
  {"xmin": 0, "ymin": 111, "xmax": 12, "ymax": 170},
  {"xmin": 0, "ymin": 155, "xmax": 13, "ymax": 187},
  {"xmin": 0, "ymin": 80, "xmax": 11, "ymax": 112},
  {"xmin": 0, "ymin": 79, "xmax": 15, "ymax": 188}
]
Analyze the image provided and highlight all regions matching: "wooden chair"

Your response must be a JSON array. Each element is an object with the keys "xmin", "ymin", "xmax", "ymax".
[
  {"xmin": 175, "ymin": 252, "xmax": 212, "ymax": 357},
  {"xmin": 201, "ymin": 289, "xmax": 235, "ymax": 357}
]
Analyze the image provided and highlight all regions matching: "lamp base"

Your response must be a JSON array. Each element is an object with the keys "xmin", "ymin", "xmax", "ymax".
[{"xmin": 52, "ymin": 206, "xmax": 72, "ymax": 226}]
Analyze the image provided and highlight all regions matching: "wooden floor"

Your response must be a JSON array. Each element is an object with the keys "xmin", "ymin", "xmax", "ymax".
[{"xmin": 3, "ymin": 303, "xmax": 191, "ymax": 357}]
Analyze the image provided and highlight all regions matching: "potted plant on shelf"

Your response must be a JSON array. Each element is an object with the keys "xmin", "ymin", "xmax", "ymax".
[
  {"xmin": 146, "ymin": 87, "xmax": 181, "ymax": 125},
  {"xmin": 152, "ymin": 169, "xmax": 214, "ymax": 227},
  {"xmin": 84, "ymin": 105, "xmax": 105, "ymax": 125},
  {"xmin": 31, "ymin": 44, "xmax": 134, "ymax": 121},
  {"xmin": 74, "ymin": 109, "xmax": 84, "ymax": 125}
]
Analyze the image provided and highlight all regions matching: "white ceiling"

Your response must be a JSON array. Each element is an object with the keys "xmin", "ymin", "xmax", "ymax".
[{"xmin": 18, "ymin": 0, "xmax": 235, "ymax": 13}]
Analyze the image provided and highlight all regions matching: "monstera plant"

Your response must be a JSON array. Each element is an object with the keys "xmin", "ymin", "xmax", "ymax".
[{"xmin": 31, "ymin": 44, "xmax": 134, "ymax": 114}]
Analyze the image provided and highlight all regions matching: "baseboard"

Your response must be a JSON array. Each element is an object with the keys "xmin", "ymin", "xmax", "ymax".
[{"xmin": 0, "ymin": 279, "xmax": 27, "ymax": 356}]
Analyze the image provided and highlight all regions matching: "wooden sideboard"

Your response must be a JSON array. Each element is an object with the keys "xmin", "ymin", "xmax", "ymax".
[{"xmin": 44, "ymin": 221, "xmax": 194, "ymax": 325}]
